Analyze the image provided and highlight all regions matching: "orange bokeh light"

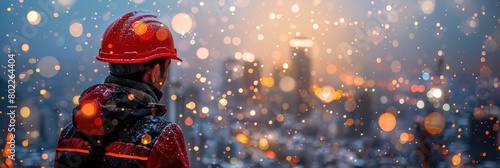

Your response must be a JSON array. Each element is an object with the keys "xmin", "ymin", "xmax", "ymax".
[
  {"xmin": 185, "ymin": 116, "xmax": 193, "ymax": 126},
  {"xmin": 379, "ymin": 112, "xmax": 397, "ymax": 132},
  {"xmin": 81, "ymin": 101, "xmax": 97, "ymax": 117},
  {"xmin": 407, "ymin": 133, "xmax": 415, "ymax": 141},
  {"xmin": 276, "ymin": 114, "xmax": 285, "ymax": 122},
  {"xmin": 354, "ymin": 76, "xmax": 365, "ymax": 86},
  {"xmin": 424, "ymin": 112, "xmax": 445, "ymax": 135},
  {"xmin": 452, "ymin": 153, "xmax": 461, "ymax": 166},
  {"xmin": 418, "ymin": 85, "xmax": 426, "ymax": 92},
  {"xmin": 400, "ymin": 132, "xmax": 409, "ymax": 143},
  {"xmin": 345, "ymin": 118, "xmax": 354, "ymax": 126},
  {"xmin": 236, "ymin": 133, "xmax": 249, "ymax": 144},
  {"xmin": 133, "ymin": 21, "xmax": 148, "ymax": 35},
  {"xmin": 261, "ymin": 77, "xmax": 275, "ymax": 88},
  {"xmin": 3, "ymin": 133, "xmax": 14, "ymax": 157},
  {"xmin": 411, "ymin": 85, "xmax": 418, "ymax": 92},
  {"xmin": 4, "ymin": 158, "xmax": 12, "ymax": 167},
  {"xmin": 156, "ymin": 28, "xmax": 169, "ymax": 41},
  {"xmin": 266, "ymin": 150, "xmax": 275, "ymax": 159}
]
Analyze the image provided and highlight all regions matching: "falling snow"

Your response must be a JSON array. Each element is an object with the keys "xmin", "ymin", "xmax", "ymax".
[{"xmin": 1, "ymin": 0, "xmax": 500, "ymax": 167}]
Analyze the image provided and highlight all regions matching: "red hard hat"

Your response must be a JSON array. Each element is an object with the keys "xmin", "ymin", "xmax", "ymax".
[{"xmin": 96, "ymin": 10, "xmax": 182, "ymax": 64}]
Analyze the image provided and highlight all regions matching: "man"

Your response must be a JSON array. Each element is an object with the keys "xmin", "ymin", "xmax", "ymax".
[{"xmin": 55, "ymin": 10, "xmax": 190, "ymax": 167}]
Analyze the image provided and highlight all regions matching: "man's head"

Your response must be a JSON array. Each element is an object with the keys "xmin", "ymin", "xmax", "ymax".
[{"xmin": 96, "ymin": 10, "xmax": 181, "ymax": 89}]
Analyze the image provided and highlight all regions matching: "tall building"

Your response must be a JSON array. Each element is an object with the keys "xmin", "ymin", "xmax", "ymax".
[
  {"xmin": 289, "ymin": 37, "xmax": 314, "ymax": 118},
  {"xmin": 291, "ymin": 48, "xmax": 311, "ymax": 93},
  {"xmin": 222, "ymin": 58, "xmax": 245, "ymax": 109},
  {"xmin": 243, "ymin": 60, "xmax": 262, "ymax": 106},
  {"xmin": 470, "ymin": 115, "xmax": 499, "ymax": 163},
  {"xmin": 349, "ymin": 92, "xmax": 374, "ymax": 138}
]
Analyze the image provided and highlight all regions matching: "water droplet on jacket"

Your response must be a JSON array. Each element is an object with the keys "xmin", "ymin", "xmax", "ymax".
[
  {"xmin": 128, "ymin": 93, "xmax": 135, "ymax": 100},
  {"xmin": 141, "ymin": 134, "xmax": 152, "ymax": 145}
]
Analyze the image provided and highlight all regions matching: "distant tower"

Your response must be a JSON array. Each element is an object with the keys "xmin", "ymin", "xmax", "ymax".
[
  {"xmin": 160, "ymin": 77, "xmax": 183, "ymax": 123},
  {"xmin": 469, "ymin": 62, "xmax": 499, "ymax": 163},
  {"xmin": 289, "ymin": 37, "xmax": 314, "ymax": 117},
  {"xmin": 267, "ymin": 64, "xmax": 296, "ymax": 124},
  {"xmin": 353, "ymin": 93, "xmax": 374, "ymax": 137},
  {"xmin": 243, "ymin": 60, "xmax": 262, "ymax": 106},
  {"xmin": 222, "ymin": 58, "xmax": 245, "ymax": 109}
]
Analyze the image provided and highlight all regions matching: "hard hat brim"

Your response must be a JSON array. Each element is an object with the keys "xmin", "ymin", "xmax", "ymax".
[{"xmin": 96, "ymin": 47, "xmax": 182, "ymax": 64}]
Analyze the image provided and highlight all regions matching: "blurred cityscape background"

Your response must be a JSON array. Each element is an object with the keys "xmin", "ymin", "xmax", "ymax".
[{"xmin": 1, "ymin": 0, "xmax": 500, "ymax": 167}]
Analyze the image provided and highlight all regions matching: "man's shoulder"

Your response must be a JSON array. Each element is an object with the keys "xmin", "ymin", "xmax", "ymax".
[
  {"xmin": 134, "ymin": 115, "xmax": 172, "ymax": 128},
  {"xmin": 80, "ymin": 83, "xmax": 126, "ymax": 96},
  {"xmin": 57, "ymin": 123, "xmax": 80, "ymax": 141},
  {"xmin": 125, "ymin": 115, "xmax": 173, "ymax": 146}
]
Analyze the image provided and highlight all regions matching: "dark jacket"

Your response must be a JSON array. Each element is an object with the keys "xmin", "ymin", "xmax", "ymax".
[{"xmin": 55, "ymin": 75, "xmax": 190, "ymax": 168}]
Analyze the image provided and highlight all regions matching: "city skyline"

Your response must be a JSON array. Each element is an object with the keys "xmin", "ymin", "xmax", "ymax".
[{"xmin": 1, "ymin": 0, "xmax": 500, "ymax": 167}]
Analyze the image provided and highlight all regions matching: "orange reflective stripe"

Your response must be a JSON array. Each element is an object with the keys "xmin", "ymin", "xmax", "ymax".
[
  {"xmin": 56, "ymin": 148, "xmax": 89, "ymax": 154},
  {"xmin": 56, "ymin": 148, "xmax": 148, "ymax": 161},
  {"xmin": 105, "ymin": 152, "xmax": 148, "ymax": 161}
]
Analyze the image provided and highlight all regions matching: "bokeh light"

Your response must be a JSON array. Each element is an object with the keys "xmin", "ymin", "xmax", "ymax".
[
  {"xmin": 314, "ymin": 86, "xmax": 336, "ymax": 103},
  {"xmin": 196, "ymin": 47, "xmax": 209, "ymax": 60},
  {"xmin": 420, "ymin": 0, "xmax": 436, "ymax": 15},
  {"xmin": 344, "ymin": 100, "xmax": 357, "ymax": 112},
  {"xmin": 219, "ymin": 98, "xmax": 228, "ymax": 106},
  {"xmin": 72, "ymin": 96, "xmax": 80, "ymax": 105},
  {"xmin": 201, "ymin": 107, "xmax": 209, "ymax": 114},
  {"xmin": 133, "ymin": 21, "xmax": 148, "ymax": 36},
  {"xmin": 452, "ymin": 153, "xmax": 461, "ymax": 166},
  {"xmin": 57, "ymin": 0, "xmax": 76, "ymax": 7},
  {"xmin": 391, "ymin": 61, "xmax": 401, "ymax": 73},
  {"xmin": 259, "ymin": 138, "xmax": 269, "ymax": 150},
  {"xmin": 20, "ymin": 107, "xmax": 30, "ymax": 118},
  {"xmin": 242, "ymin": 52, "xmax": 255, "ymax": 62},
  {"xmin": 186, "ymin": 101, "xmax": 196, "ymax": 110},
  {"xmin": 428, "ymin": 87, "xmax": 443, "ymax": 99},
  {"xmin": 171, "ymin": 13, "xmax": 193, "ymax": 35},
  {"xmin": 291, "ymin": 3, "xmax": 300, "ymax": 13},
  {"xmin": 233, "ymin": 0, "xmax": 251, "ymax": 8},
  {"xmin": 37, "ymin": 56, "xmax": 60, "ymax": 78},
  {"xmin": 155, "ymin": 28, "xmax": 169, "ymax": 41},
  {"xmin": 279, "ymin": 76, "xmax": 296, "ymax": 92},
  {"xmin": 26, "ymin": 10, "xmax": 41, "ymax": 25},
  {"xmin": 276, "ymin": 114, "xmax": 285, "ymax": 122},
  {"xmin": 185, "ymin": 116, "xmax": 193, "ymax": 126},
  {"xmin": 141, "ymin": 134, "xmax": 152, "ymax": 145},
  {"xmin": 424, "ymin": 112, "xmax": 445, "ymax": 135},
  {"xmin": 69, "ymin": 22, "xmax": 83, "ymax": 38},
  {"xmin": 379, "ymin": 112, "xmax": 396, "ymax": 132},
  {"xmin": 261, "ymin": 77, "xmax": 274, "ymax": 87},
  {"xmin": 400, "ymin": 132, "xmax": 409, "ymax": 144},
  {"xmin": 21, "ymin": 44, "xmax": 29, "ymax": 52},
  {"xmin": 81, "ymin": 101, "xmax": 97, "ymax": 117},
  {"xmin": 236, "ymin": 133, "xmax": 249, "ymax": 144},
  {"xmin": 132, "ymin": 0, "xmax": 145, "ymax": 4}
]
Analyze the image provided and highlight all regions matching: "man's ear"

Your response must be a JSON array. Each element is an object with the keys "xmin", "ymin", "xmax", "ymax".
[{"xmin": 150, "ymin": 64, "xmax": 161, "ymax": 83}]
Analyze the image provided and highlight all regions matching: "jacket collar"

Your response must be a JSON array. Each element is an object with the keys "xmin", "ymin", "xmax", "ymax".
[{"xmin": 104, "ymin": 74, "xmax": 163, "ymax": 103}]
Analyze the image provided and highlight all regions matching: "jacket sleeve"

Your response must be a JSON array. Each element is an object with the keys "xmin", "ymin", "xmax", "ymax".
[
  {"xmin": 147, "ymin": 123, "xmax": 190, "ymax": 168},
  {"xmin": 54, "ymin": 130, "xmax": 63, "ymax": 168},
  {"xmin": 54, "ymin": 124, "xmax": 70, "ymax": 168}
]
